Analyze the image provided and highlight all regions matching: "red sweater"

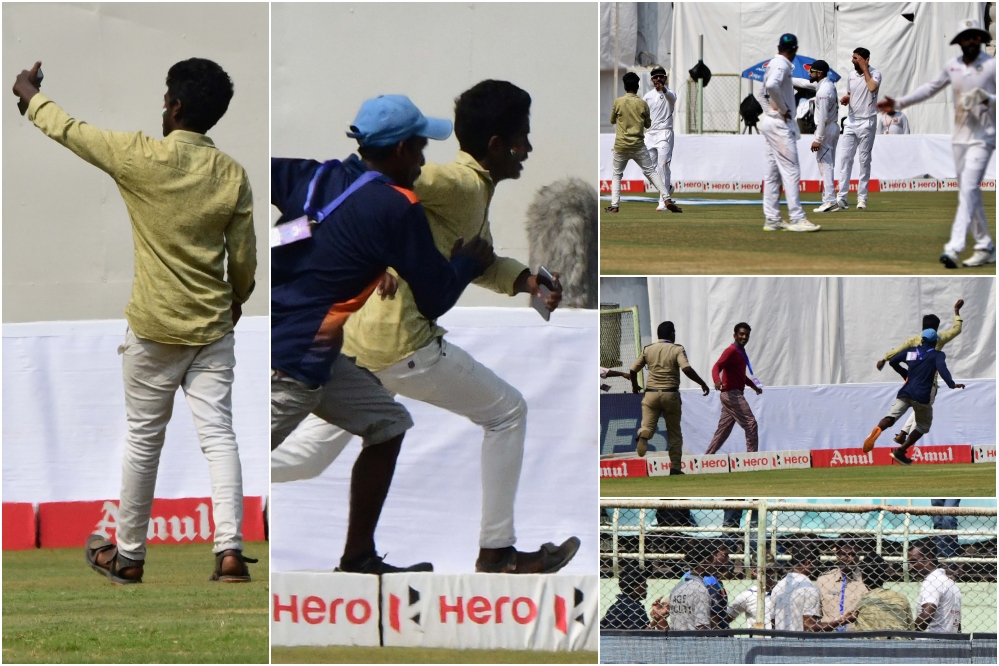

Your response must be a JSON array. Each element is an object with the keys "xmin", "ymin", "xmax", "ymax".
[{"xmin": 712, "ymin": 344, "xmax": 749, "ymax": 391}]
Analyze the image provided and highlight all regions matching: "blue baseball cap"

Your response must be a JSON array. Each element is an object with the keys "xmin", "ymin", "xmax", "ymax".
[
  {"xmin": 779, "ymin": 33, "xmax": 799, "ymax": 50},
  {"xmin": 346, "ymin": 95, "xmax": 452, "ymax": 148},
  {"xmin": 921, "ymin": 328, "xmax": 940, "ymax": 343}
]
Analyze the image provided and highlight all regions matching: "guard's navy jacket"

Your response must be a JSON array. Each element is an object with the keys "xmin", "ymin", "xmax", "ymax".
[{"xmin": 888, "ymin": 343, "xmax": 958, "ymax": 405}]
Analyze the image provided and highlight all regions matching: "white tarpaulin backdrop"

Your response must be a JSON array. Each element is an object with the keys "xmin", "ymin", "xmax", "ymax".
[
  {"xmin": 271, "ymin": 308, "xmax": 598, "ymax": 576},
  {"xmin": 602, "ymin": 379, "xmax": 996, "ymax": 452},
  {"xmin": 599, "ymin": 133, "xmax": 998, "ymax": 181},
  {"xmin": 646, "ymin": 277, "xmax": 996, "ymax": 388},
  {"xmin": 2, "ymin": 317, "xmax": 270, "ymax": 503}
]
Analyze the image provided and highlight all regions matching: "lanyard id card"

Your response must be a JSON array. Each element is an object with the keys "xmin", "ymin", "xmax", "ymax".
[{"xmin": 734, "ymin": 343, "xmax": 763, "ymax": 388}]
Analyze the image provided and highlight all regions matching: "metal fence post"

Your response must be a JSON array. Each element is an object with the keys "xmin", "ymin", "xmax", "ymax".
[
  {"xmin": 638, "ymin": 508, "xmax": 646, "ymax": 571},
  {"xmin": 612, "ymin": 507, "xmax": 620, "ymax": 580},
  {"xmin": 756, "ymin": 499, "xmax": 768, "ymax": 628}
]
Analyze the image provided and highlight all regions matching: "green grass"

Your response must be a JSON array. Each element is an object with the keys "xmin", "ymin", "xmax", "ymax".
[
  {"xmin": 2, "ymin": 542, "xmax": 268, "ymax": 664},
  {"xmin": 600, "ymin": 191, "xmax": 997, "ymax": 274},
  {"xmin": 601, "ymin": 463, "xmax": 995, "ymax": 497},
  {"xmin": 272, "ymin": 646, "xmax": 597, "ymax": 663}
]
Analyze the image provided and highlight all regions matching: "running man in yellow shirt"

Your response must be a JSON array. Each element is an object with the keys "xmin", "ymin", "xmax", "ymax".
[
  {"xmin": 273, "ymin": 80, "xmax": 580, "ymax": 574},
  {"xmin": 13, "ymin": 59, "xmax": 258, "ymax": 583}
]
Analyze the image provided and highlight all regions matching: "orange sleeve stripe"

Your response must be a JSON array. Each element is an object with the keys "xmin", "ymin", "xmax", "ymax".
[
  {"xmin": 390, "ymin": 184, "xmax": 420, "ymax": 204},
  {"xmin": 313, "ymin": 275, "xmax": 381, "ymax": 344}
]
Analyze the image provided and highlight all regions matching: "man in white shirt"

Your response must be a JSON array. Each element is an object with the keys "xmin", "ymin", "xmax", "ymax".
[
  {"xmin": 877, "ymin": 110, "xmax": 910, "ymax": 134},
  {"xmin": 836, "ymin": 47, "xmax": 882, "ymax": 211},
  {"xmin": 879, "ymin": 19, "xmax": 996, "ymax": 268},
  {"xmin": 770, "ymin": 543, "xmax": 854, "ymax": 632},
  {"xmin": 794, "ymin": 60, "xmax": 841, "ymax": 213},
  {"xmin": 910, "ymin": 543, "xmax": 963, "ymax": 633},
  {"xmin": 760, "ymin": 33, "xmax": 821, "ymax": 233},
  {"xmin": 728, "ymin": 560, "xmax": 776, "ymax": 628},
  {"xmin": 643, "ymin": 66, "xmax": 681, "ymax": 213}
]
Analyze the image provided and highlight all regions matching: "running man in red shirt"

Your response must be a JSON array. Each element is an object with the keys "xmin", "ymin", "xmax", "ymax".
[{"xmin": 705, "ymin": 323, "xmax": 762, "ymax": 454}]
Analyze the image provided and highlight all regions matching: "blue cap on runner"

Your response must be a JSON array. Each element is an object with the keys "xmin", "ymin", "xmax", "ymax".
[{"xmin": 346, "ymin": 95, "xmax": 452, "ymax": 147}]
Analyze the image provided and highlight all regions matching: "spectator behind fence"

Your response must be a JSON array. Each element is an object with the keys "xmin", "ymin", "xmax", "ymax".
[
  {"xmin": 910, "ymin": 542, "xmax": 963, "ymax": 633},
  {"xmin": 601, "ymin": 558, "xmax": 653, "ymax": 630},
  {"xmin": 680, "ymin": 539, "xmax": 731, "ymax": 629},
  {"xmin": 668, "ymin": 542, "xmax": 715, "ymax": 630},
  {"xmin": 851, "ymin": 553, "xmax": 914, "ymax": 632},
  {"xmin": 931, "ymin": 499, "xmax": 961, "ymax": 561},
  {"xmin": 816, "ymin": 542, "xmax": 868, "ymax": 626},
  {"xmin": 771, "ymin": 542, "xmax": 855, "ymax": 632},
  {"xmin": 728, "ymin": 554, "xmax": 777, "ymax": 628}
]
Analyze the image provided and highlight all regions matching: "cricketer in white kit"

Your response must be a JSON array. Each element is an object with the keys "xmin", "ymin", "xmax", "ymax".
[
  {"xmin": 643, "ymin": 66, "xmax": 680, "ymax": 212},
  {"xmin": 836, "ymin": 48, "xmax": 882, "ymax": 210},
  {"xmin": 794, "ymin": 60, "xmax": 840, "ymax": 212},
  {"xmin": 881, "ymin": 18, "xmax": 996, "ymax": 268},
  {"xmin": 759, "ymin": 33, "xmax": 821, "ymax": 232}
]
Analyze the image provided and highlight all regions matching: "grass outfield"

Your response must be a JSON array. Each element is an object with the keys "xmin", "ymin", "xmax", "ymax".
[
  {"xmin": 272, "ymin": 646, "xmax": 597, "ymax": 663},
  {"xmin": 600, "ymin": 191, "xmax": 997, "ymax": 274},
  {"xmin": 601, "ymin": 463, "xmax": 995, "ymax": 497},
  {"xmin": 2, "ymin": 542, "xmax": 268, "ymax": 664}
]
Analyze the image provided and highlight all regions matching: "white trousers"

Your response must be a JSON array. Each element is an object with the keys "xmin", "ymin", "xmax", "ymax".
[
  {"xmin": 761, "ymin": 115, "xmax": 805, "ymax": 222},
  {"xmin": 118, "ymin": 330, "xmax": 243, "ymax": 559},
  {"xmin": 837, "ymin": 116, "xmax": 876, "ymax": 201},
  {"xmin": 816, "ymin": 123, "xmax": 840, "ymax": 205},
  {"xmin": 645, "ymin": 129, "xmax": 675, "ymax": 196},
  {"xmin": 273, "ymin": 338, "xmax": 527, "ymax": 549},
  {"xmin": 947, "ymin": 142, "xmax": 995, "ymax": 255},
  {"xmin": 611, "ymin": 148, "xmax": 668, "ymax": 207}
]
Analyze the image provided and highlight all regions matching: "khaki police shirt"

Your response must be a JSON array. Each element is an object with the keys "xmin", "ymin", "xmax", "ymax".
[
  {"xmin": 852, "ymin": 588, "xmax": 914, "ymax": 631},
  {"xmin": 816, "ymin": 568, "xmax": 867, "ymax": 621},
  {"xmin": 631, "ymin": 341, "xmax": 690, "ymax": 390},
  {"xmin": 27, "ymin": 94, "xmax": 256, "ymax": 346},
  {"xmin": 610, "ymin": 93, "xmax": 651, "ymax": 153}
]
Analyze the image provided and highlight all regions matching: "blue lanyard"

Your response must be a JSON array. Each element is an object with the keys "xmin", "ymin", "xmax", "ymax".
[
  {"xmin": 733, "ymin": 343, "xmax": 754, "ymax": 375},
  {"xmin": 303, "ymin": 160, "xmax": 383, "ymax": 223},
  {"xmin": 835, "ymin": 574, "xmax": 848, "ymax": 632}
]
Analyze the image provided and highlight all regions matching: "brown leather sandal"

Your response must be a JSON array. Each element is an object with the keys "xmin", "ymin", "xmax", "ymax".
[
  {"xmin": 85, "ymin": 534, "xmax": 143, "ymax": 584},
  {"xmin": 475, "ymin": 537, "xmax": 581, "ymax": 574},
  {"xmin": 210, "ymin": 549, "xmax": 258, "ymax": 583}
]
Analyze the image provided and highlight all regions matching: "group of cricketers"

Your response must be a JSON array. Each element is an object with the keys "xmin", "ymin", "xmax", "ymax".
[
  {"xmin": 605, "ymin": 18, "xmax": 996, "ymax": 267},
  {"xmin": 629, "ymin": 297, "xmax": 968, "ymax": 466}
]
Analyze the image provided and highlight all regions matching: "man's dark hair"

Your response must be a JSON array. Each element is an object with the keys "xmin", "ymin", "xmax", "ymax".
[
  {"xmin": 788, "ymin": 540, "xmax": 821, "ymax": 567},
  {"xmin": 453, "ymin": 80, "xmax": 531, "ymax": 160},
  {"xmin": 861, "ymin": 553, "xmax": 889, "ymax": 589},
  {"xmin": 623, "ymin": 72, "xmax": 641, "ymax": 93},
  {"xmin": 922, "ymin": 314, "xmax": 941, "ymax": 331},
  {"xmin": 356, "ymin": 135, "xmax": 423, "ymax": 163},
  {"xmin": 734, "ymin": 322, "xmax": 752, "ymax": 334},
  {"xmin": 166, "ymin": 58, "xmax": 234, "ymax": 134},
  {"xmin": 910, "ymin": 541, "xmax": 939, "ymax": 565},
  {"xmin": 657, "ymin": 321, "xmax": 675, "ymax": 340},
  {"xmin": 853, "ymin": 47, "xmax": 871, "ymax": 60}
]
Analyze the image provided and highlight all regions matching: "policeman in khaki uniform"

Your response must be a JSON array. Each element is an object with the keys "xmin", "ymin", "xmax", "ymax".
[
  {"xmin": 629, "ymin": 321, "xmax": 710, "ymax": 471},
  {"xmin": 816, "ymin": 542, "xmax": 868, "ymax": 623}
]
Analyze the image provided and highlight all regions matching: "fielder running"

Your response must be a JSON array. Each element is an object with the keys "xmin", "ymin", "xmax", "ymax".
[
  {"xmin": 643, "ymin": 66, "xmax": 682, "ymax": 213},
  {"xmin": 794, "ymin": 60, "xmax": 841, "ymax": 213},
  {"xmin": 877, "ymin": 299, "xmax": 963, "ymax": 445},
  {"xmin": 606, "ymin": 71, "xmax": 680, "ymax": 214},
  {"xmin": 879, "ymin": 19, "xmax": 996, "ymax": 268},
  {"xmin": 836, "ymin": 48, "xmax": 882, "ymax": 211},
  {"xmin": 760, "ymin": 34, "xmax": 821, "ymax": 232}
]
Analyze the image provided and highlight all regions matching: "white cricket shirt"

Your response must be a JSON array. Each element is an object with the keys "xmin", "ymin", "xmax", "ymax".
[
  {"xmin": 643, "ymin": 87, "xmax": 676, "ymax": 131},
  {"xmin": 668, "ymin": 575, "xmax": 712, "ymax": 630},
  {"xmin": 728, "ymin": 586, "xmax": 773, "ymax": 629},
  {"xmin": 846, "ymin": 66, "xmax": 882, "ymax": 119},
  {"xmin": 814, "ymin": 78, "xmax": 839, "ymax": 141},
  {"xmin": 898, "ymin": 52, "xmax": 996, "ymax": 145},
  {"xmin": 916, "ymin": 568, "xmax": 962, "ymax": 633},
  {"xmin": 770, "ymin": 572, "xmax": 821, "ymax": 631},
  {"xmin": 762, "ymin": 54, "xmax": 797, "ymax": 119}
]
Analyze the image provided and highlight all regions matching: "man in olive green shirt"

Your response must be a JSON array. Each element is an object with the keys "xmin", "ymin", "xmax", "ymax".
[
  {"xmin": 630, "ymin": 321, "xmax": 710, "ymax": 470},
  {"xmin": 606, "ymin": 72, "xmax": 679, "ymax": 214},
  {"xmin": 273, "ymin": 80, "xmax": 579, "ymax": 574},
  {"xmin": 14, "ymin": 59, "xmax": 257, "ymax": 584},
  {"xmin": 876, "ymin": 299, "xmax": 963, "ymax": 443}
]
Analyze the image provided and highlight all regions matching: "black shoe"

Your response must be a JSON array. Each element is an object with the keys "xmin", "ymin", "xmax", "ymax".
[
  {"xmin": 669, "ymin": 469, "xmax": 685, "ymax": 476},
  {"xmin": 890, "ymin": 449, "xmax": 913, "ymax": 466},
  {"xmin": 337, "ymin": 552, "xmax": 433, "ymax": 575},
  {"xmin": 939, "ymin": 252, "xmax": 959, "ymax": 269},
  {"xmin": 604, "ymin": 205, "xmax": 619, "ymax": 213}
]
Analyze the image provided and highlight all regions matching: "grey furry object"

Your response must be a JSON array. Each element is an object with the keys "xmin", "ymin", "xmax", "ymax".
[{"xmin": 525, "ymin": 177, "xmax": 599, "ymax": 309}]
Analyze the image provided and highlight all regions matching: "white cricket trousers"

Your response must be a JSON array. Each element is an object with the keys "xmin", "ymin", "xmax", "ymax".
[
  {"xmin": 117, "ymin": 330, "xmax": 243, "ymax": 560},
  {"xmin": 645, "ymin": 129, "xmax": 675, "ymax": 196},
  {"xmin": 947, "ymin": 142, "xmax": 995, "ymax": 255},
  {"xmin": 816, "ymin": 123, "xmax": 840, "ymax": 205},
  {"xmin": 610, "ymin": 148, "xmax": 668, "ymax": 207},
  {"xmin": 273, "ymin": 338, "xmax": 527, "ymax": 550},
  {"xmin": 760, "ymin": 115, "xmax": 805, "ymax": 222},
  {"xmin": 837, "ymin": 116, "xmax": 876, "ymax": 201}
]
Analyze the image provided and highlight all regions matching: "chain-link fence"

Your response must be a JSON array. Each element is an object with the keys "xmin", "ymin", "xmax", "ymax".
[
  {"xmin": 600, "ymin": 305, "xmax": 642, "ymax": 393},
  {"xmin": 686, "ymin": 74, "xmax": 742, "ymax": 134},
  {"xmin": 600, "ymin": 499, "xmax": 997, "ymax": 638}
]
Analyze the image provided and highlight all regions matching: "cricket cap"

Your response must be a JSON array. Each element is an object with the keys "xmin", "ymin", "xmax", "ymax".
[
  {"xmin": 950, "ymin": 18, "xmax": 991, "ymax": 45},
  {"xmin": 779, "ymin": 33, "xmax": 798, "ymax": 50},
  {"xmin": 346, "ymin": 95, "xmax": 452, "ymax": 148},
  {"xmin": 810, "ymin": 59, "xmax": 830, "ymax": 73},
  {"xmin": 650, "ymin": 66, "xmax": 668, "ymax": 78},
  {"xmin": 921, "ymin": 328, "xmax": 941, "ymax": 343}
]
